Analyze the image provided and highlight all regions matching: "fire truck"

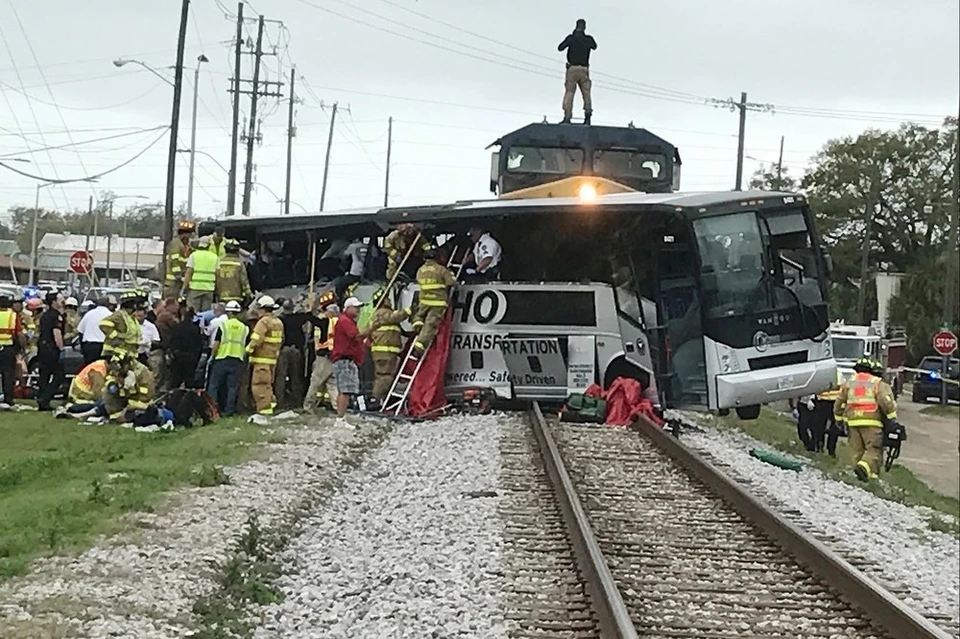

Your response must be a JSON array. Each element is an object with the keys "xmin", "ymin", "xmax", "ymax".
[{"xmin": 829, "ymin": 320, "xmax": 907, "ymax": 395}]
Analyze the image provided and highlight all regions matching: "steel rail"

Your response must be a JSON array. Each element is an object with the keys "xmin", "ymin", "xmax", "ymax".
[
  {"xmin": 529, "ymin": 402, "xmax": 639, "ymax": 639},
  {"xmin": 633, "ymin": 415, "xmax": 953, "ymax": 639}
]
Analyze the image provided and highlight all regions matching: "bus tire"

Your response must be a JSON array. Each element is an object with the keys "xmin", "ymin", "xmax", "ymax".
[
  {"xmin": 736, "ymin": 404, "xmax": 761, "ymax": 420},
  {"xmin": 717, "ymin": 408, "xmax": 730, "ymax": 417},
  {"xmin": 603, "ymin": 358, "xmax": 651, "ymax": 391}
]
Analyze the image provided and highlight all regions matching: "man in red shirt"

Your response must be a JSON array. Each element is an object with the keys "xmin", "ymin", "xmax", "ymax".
[
  {"xmin": 330, "ymin": 296, "xmax": 370, "ymax": 427},
  {"xmin": 0, "ymin": 294, "xmax": 25, "ymax": 406}
]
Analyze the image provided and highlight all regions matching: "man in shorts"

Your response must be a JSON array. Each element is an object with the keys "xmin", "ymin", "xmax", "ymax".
[{"xmin": 330, "ymin": 296, "xmax": 369, "ymax": 428}]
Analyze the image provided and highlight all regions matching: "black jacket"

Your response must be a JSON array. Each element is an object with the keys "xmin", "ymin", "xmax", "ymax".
[{"xmin": 558, "ymin": 31, "xmax": 597, "ymax": 67}]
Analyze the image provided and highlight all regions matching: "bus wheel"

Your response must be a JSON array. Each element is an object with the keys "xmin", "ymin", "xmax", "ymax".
[
  {"xmin": 736, "ymin": 405, "xmax": 761, "ymax": 420},
  {"xmin": 717, "ymin": 408, "xmax": 730, "ymax": 417}
]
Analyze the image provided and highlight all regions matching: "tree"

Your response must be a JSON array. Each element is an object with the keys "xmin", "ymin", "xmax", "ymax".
[
  {"xmin": 801, "ymin": 117, "xmax": 957, "ymax": 341},
  {"xmin": 749, "ymin": 162, "xmax": 798, "ymax": 192}
]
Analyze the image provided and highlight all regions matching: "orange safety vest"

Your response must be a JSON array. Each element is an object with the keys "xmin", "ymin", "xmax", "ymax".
[
  {"xmin": 314, "ymin": 316, "xmax": 337, "ymax": 352},
  {"xmin": 69, "ymin": 360, "xmax": 109, "ymax": 402},
  {"xmin": 0, "ymin": 309, "xmax": 16, "ymax": 347},
  {"xmin": 844, "ymin": 372, "xmax": 882, "ymax": 428}
]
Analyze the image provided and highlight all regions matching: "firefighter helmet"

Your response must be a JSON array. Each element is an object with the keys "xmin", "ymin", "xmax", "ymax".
[
  {"xmin": 317, "ymin": 290, "xmax": 336, "ymax": 310},
  {"xmin": 177, "ymin": 220, "xmax": 196, "ymax": 234},
  {"xmin": 853, "ymin": 357, "xmax": 874, "ymax": 374}
]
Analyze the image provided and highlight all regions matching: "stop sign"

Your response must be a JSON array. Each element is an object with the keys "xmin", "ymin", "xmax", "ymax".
[
  {"xmin": 69, "ymin": 250, "xmax": 93, "ymax": 274},
  {"xmin": 933, "ymin": 330, "xmax": 958, "ymax": 356}
]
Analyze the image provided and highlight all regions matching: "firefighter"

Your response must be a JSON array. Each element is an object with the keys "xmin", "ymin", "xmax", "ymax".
[
  {"xmin": 303, "ymin": 291, "xmax": 339, "ymax": 412},
  {"xmin": 181, "ymin": 237, "xmax": 219, "ymax": 312},
  {"xmin": 205, "ymin": 224, "xmax": 228, "ymax": 259},
  {"xmin": 215, "ymin": 239, "xmax": 252, "ymax": 305},
  {"xmin": 0, "ymin": 294, "xmax": 25, "ymax": 406},
  {"xmin": 102, "ymin": 351, "xmax": 155, "ymax": 422},
  {"xmin": 369, "ymin": 287, "xmax": 410, "ymax": 403},
  {"xmin": 246, "ymin": 295, "xmax": 284, "ymax": 416},
  {"xmin": 383, "ymin": 223, "xmax": 429, "ymax": 282},
  {"xmin": 22, "ymin": 297, "xmax": 42, "ymax": 350},
  {"xmin": 63, "ymin": 297, "xmax": 80, "ymax": 343},
  {"xmin": 100, "ymin": 290, "xmax": 146, "ymax": 360},
  {"xmin": 834, "ymin": 357, "xmax": 898, "ymax": 482},
  {"xmin": 165, "ymin": 221, "xmax": 195, "ymax": 299},
  {"xmin": 411, "ymin": 244, "xmax": 456, "ymax": 356},
  {"xmin": 66, "ymin": 359, "xmax": 110, "ymax": 405}
]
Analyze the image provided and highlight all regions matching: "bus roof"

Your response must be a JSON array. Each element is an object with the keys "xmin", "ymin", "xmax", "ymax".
[
  {"xmin": 381, "ymin": 189, "xmax": 805, "ymax": 224},
  {"xmin": 199, "ymin": 206, "xmax": 382, "ymax": 237},
  {"xmin": 489, "ymin": 122, "xmax": 682, "ymax": 163}
]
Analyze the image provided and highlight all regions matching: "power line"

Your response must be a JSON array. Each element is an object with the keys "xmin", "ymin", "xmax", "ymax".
[
  {"xmin": 0, "ymin": 125, "xmax": 170, "ymax": 158},
  {"xmin": 0, "ymin": 78, "xmax": 165, "ymax": 112}
]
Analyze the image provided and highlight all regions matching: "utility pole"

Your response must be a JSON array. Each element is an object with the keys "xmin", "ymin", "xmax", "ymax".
[
  {"xmin": 84, "ymin": 195, "xmax": 93, "ymax": 253},
  {"xmin": 105, "ymin": 200, "xmax": 114, "ymax": 287},
  {"xmin": 186, "ymin": 54, "xmax": 208, "ymax": 218},
  {"xmin": 776, "ymin": 135, "xmax": 785, "ymax": 187},
  {"xmin": 241, "ymin": 15, "xmax": 265, "ymax": 217},
  {"xmin": 164, "ymin": 0, "xmax": 190, "ymax": 278},
  {"xmin": 319, "ymin": 102, "xmax": 338, "ymax": 211},
  {"xmin": 709, "ymin": 92, "xmax": 774, "ymax": 191},
  {"xmin": 284, "ymin": 66, "xmax": 296, "ymax": 216},
  {"xmin": 226, "ymin": 1, "xmax": 243, "ymax": 217},
  {"xmin": 856, "ymin": 178, "xmax": 879, "ymax": 324},
  {"xmin": 947, "ymin": 101, "xmax": 960, "ymax": 330},
  {"xmin": 384, "ymin": 116, "xmax": 393, "ymax": 207}
]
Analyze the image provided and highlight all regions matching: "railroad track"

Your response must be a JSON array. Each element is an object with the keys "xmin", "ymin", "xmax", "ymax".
[{"xmin": 510, "ymin": 402, "xmax": 952, "ymax": 639}]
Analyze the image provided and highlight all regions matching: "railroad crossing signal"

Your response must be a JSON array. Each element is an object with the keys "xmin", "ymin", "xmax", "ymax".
[
  {"xmin": 933, "ymin": 330, "xmax": 958, "ymax": 356},
  {"xmin": 69, "ymin": 250, "xmax": 93, "ymax": 275}
]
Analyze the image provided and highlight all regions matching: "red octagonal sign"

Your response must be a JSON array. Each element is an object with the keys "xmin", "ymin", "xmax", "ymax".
[
  {"xmin": 933, "ymin": 330, "xmax": 958, "ymax": 356},
  {"xmin": 69, "ymin": 250, "xmax": 93, "ymax": 274}
]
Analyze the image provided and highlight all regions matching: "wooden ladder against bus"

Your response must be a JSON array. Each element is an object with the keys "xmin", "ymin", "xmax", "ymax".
[{"xmin": 381, "ymin": 250, "xmax": 466, "ymax": 416}]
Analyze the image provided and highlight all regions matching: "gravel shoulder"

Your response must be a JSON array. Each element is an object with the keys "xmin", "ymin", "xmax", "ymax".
[
  {"xmin": 0, "ymin": 416, "xmax": 380, "ymax": 639},
  {"xmin": 682, "ymin": 420, "xmax": 960, "ymax": 637},
  {"xmin": 253, "ymin": 413, "xmax": 509, "ymax": 639}
]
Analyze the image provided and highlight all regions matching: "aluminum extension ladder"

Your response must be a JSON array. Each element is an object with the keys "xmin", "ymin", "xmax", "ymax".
[{"xmin": 381, "ymin": 247, "xmax": 467, "ymax": 415}]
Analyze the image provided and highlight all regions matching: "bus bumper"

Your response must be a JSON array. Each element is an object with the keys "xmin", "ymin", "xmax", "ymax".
[{"xmin": 714, "ymin": 358, "xmax": 837, "ymax": 410}]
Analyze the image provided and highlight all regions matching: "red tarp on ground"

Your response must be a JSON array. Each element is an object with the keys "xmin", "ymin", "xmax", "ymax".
[
  {"xmin": 406, "ymin": 309, "xmax": 453, "ymax": 417},
  {"xmin": 585, "ymin": 377, "xmax": 664, "ymax": 426}
]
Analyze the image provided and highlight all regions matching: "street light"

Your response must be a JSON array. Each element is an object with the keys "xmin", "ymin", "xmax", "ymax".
[
  {"xmin": 112, "ymin": 58, "xmax": 174, "ymax": 87},
  {"xmin": 187, "ymin": 54, "xmax": 209, "ymax": 219},
  {"xmin": 102, "ymin": 194, "xmax": 149, "ymax": 286},
  {"xmin": 178, "ymin": 148, "xmax": 228, "ymax": 174}
]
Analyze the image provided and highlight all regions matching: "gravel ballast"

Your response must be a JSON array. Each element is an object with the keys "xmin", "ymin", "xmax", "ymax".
[
  {"xmin": 683, "ymin": 421, "xmax": 960, "ymax": 636},
  {"xmin": 254, "ymin": 413, "xmax": 509, "ymax": 639},
  {"xmin": 0, "ymin": 417, "xmax": 384, "ymax": 639}
]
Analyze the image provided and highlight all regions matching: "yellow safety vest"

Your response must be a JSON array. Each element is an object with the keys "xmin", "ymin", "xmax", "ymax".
[
  {"xmin": 817, "ymin": 369, "xmax": 843, "ymax": 401},
  {"xmin": 101, "ymin": 310, "xmax": 140, "ymax": 357},
  {"xmin": 0, "ymin": 309, "xmax": 16, "ymax": 347},
  {"xmin": 215, "ymin": 317, "xmax": 250, "ymax": 361},
  {"xmin": 315, "ymin": 316, "xmax": 337, "ymax": 352},
  {"xmin": 190, "ymin": 249, "xmax": 219, "ymax": 292}
]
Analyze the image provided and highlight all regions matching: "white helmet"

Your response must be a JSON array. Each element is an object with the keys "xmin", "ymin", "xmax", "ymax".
[
  {"xmin": 225, "ymin": 300, "xmax": 242, "ymax": 313},
  {"xmin": 65, "ymin": 297, "xmax": 79, "ymax": 307},
  {"xmin": 256, "ymin": 295, "xmax": 277, "ymax": 309}
]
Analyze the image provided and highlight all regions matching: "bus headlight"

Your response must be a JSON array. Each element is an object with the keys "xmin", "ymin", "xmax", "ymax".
[
  {"xmin": 578, "ymin": 183, "xmax": 598, "ymax": 203},
  {"xmin": 823, "ymin": 338, "xmax": 832, "ymax": 357}
]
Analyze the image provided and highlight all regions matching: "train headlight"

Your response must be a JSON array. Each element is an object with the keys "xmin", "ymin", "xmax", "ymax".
[{"xmin": 578, "ymin": 182, "xmax": 598, "ymax": 203}]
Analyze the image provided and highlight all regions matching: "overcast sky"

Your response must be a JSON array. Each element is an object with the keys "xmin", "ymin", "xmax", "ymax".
[{"xmin": 0, "ymin": 0, "xmax": 957, "ymax": 226}]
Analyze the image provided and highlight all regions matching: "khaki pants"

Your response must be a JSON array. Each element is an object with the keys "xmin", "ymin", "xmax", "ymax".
[
  {"xmin": 562, "ymin": 65, "xmax": 592, "ymax": 119},
  {"xmin": 849, "ymin": 426, "xmax": 883, "ymax": 475},
  {"xmin": 250, "ymin": 363, "xmax": 277, "ymax": 415},
  {"xmin": 372, "ymin": 352, "xmax": 400, "ymax": 401},
  {"xmin": 303, "ymin": 354, "xmax": 338, "ymax": 410},
  {"xmin": 186, "ymin": 290, "xmax": 214, "ymax": 313},
  {"xmin": 412, "ymin": 306, "xmax": 445, "ymax": 352}
]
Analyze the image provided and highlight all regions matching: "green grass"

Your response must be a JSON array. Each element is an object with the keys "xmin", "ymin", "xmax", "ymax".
[
  {"xmin": 0, "ymin": 413, "xmax": 267, "ymax": 580},
  {"xmin": 919, "ymin": 404, "xmax": 960, "ymax": 418},
  {"xmin": 714, "ymin": 409, "xmax": 960, "ymax": 534}
]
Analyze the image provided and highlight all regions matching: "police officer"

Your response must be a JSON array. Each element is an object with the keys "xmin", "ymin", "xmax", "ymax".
[
  {"xmin": 208, "ymin": 300, "xmax": 249, "ymax": 416},
  {"xmin": 411, "ymin": 244, "xmax": 456, "ymax": 357},
  {"xmin": 36, "ymin": 292, "xmax": 66, "ymax": 411},
  {"xmin": 100, "ymin": 290, "xmax": 145, "ymax": 360},
  {"xmin": 369, "ymin": 287, "xmax": 410, "ymax": 403},
  {"xmin": 834, "ymin": 357, "xmax": 898, "ymax": 481},
  {"xmin": 246, "ymin": 295, "xmax": 284, "ymax": 416},
  {"xmin": 182, "ymin": 237, "xmax": 219, "ymax": 312},
  {"xmin": 165, "ymin": 221, "xmax": 195, "ymax": 299},
  {"xmin": 215, "ymin": 239, "xmax": 252, "ymax": 305},
  {"xmin": 303, "ymin": 292, "xmax": 339, "ymax": 412},
  {"xmin": 0, "ymin": 294, "xmax": 25, "ymax": 405}
]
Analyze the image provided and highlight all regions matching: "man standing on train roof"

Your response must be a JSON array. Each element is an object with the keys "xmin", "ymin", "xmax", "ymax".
[
  {"xmin": 411, "ymin": 243, "xmax": 456, "ymax": 358},
  {"xmin": 464, "ymin": 225, "xmax": 502, "ymax": 282},
  {"xmin": 165, "ymin": 220, "xmax": 195, "ymax": 300},
  {"xmin": 558, "ymin": 18, "xmax": 597, "ymax": 125}
]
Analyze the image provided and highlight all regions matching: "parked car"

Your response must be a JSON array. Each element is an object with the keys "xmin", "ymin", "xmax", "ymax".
[
  {"xmin": 25, "ymin": 336, "xmax": 86, "ymax": 398},
  {"xmin": 912, "ymin": 356, "xmax": 960, "ymax": 403}
]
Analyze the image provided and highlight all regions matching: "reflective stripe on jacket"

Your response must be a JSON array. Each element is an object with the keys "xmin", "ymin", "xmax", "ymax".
[
  {"xmin": 215, "ymin": 254, "xmax": 251, "ymax": 301},
  {"xmin": 0, "ymin": 309, "xmax": 15, "ymax": 346},
  {"xmin": 315, "ymin": 316, "xmax": 337, "ymax": 352},
  {"xmin": 371, "ymin": 307, "xmax": 407, "ymax": 354},
  {"xmin": 833, "ymin": 371, "xmax": 897, "ymax": 428},
  {"xmin": 817, "ymin": 369, "xmax": 844, "ymax": 401},
  {"xmin": 100, "ymin": 310, "xmax": 140, "ymax": 357},
  {"xmin": 166, "ymin": 237, "xmax": 191, "ymax": 282},
  {"xmin": 215, "ymin": 317, "xmax": 250, "ymax": 360},
  {"xmin": 189, "ymin": 249, "xmax": 219, "ymax": 292},
  {"xmin": 247, "ymin": 315, "xmax": 284, "ymax": 365},
  {"xmin": 416, "ymin": 259, "xmax": 456, "ymax": 308},
  {"xmin": 69, "ymin": 360, "xmax": 109, "ymax": 403}
]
